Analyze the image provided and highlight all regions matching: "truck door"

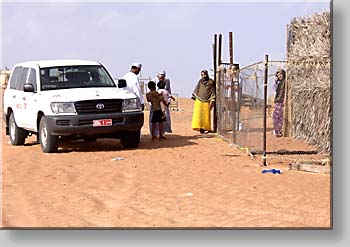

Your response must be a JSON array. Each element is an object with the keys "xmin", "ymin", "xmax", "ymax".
[
  {"xmin": 12, "ymin": 67, "xmax": 30, "ymax": 128},
  {"xmin": 21, "ymin": 66, "xmax": 40, "ymax": 130}
]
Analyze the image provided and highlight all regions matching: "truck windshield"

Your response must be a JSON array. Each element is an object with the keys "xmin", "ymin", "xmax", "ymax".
[{"xmin": 40, "ymin": 65, "xmax": 116, "ymax": 91}]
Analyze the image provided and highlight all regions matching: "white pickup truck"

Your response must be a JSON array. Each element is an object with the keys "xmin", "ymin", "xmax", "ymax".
[{"xmin": 3, "ymin": 60, "xmax": 144, "ymax": 153}]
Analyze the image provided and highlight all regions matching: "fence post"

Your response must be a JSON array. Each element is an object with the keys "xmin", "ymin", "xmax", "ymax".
[
  {"xmin": 229, "ymin": 32, "xmax": 233, "ymax": 64},
  {"xmin": 263, "ymin": 55, "xmax": 269, "ymax": 166},
  {"xmin": 232, "ymin": 64, "xmax": 240, "ymax": 144},
  {"xmin": 216, "ymin": 34, "xmax": 223, "ymax": 134},
  {"xmin": 213, "ymin": 34, "xmax": 218, "ymax": 132},
  {"xmin": 218, "ymin": 34, "xmax": 222, "ymax": 65},
  {"xmin": 284, "ymin": 25, "xmax": 292, "ymax": 137}
]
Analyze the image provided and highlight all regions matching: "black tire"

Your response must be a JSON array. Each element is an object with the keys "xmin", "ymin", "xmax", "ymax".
[
  {"xmin": 9, "ymin": 113, "xmax": 27, "ymax": 145},
  {"xmin": 39, "ymin": 116, "xmax": 59, "ymax": 153},
  {"xmin": 120, "ymin": 130, "xmax": 141, "ymax": 148}
]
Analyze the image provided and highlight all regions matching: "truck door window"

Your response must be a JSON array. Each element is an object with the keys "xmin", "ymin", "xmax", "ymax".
[
  {"xmin": 9, "ymin": 66, "xmax": 22, "ymax": 90},
  {"xmin": 16, "ymin": 67, "xmax": 29, "ymax": 91},
  {"xmin": 28, "ymin": 68, "xmax": 37, "ymax": 91}
]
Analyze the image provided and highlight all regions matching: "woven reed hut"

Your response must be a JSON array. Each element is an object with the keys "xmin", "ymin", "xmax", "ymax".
[
  {"xmin": 1, "ymin": 68, "xmax": 11, "ymax": 89},
  {"xmin": 285, "ymin": 11, "xmax": 331, "ymax": 152}
]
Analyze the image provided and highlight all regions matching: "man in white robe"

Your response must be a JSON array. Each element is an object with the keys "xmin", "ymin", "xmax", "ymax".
[{"xmin": 122, "ymin": 62, "xmax": 145, "ymax": 111}]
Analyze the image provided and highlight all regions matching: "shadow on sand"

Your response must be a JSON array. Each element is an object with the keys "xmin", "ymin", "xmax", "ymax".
[{"xmin": 53, "ymin": 133, "xmax": 217, "ymax": 153}]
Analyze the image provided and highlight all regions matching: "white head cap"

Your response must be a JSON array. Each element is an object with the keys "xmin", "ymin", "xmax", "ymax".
[
  {"xmin": 158, "ymin": 70, "xmax": 166, "ymax": 76},
  {"xmin": 131, "ymin": 62, "xmax": 142, "ymax": 69}
]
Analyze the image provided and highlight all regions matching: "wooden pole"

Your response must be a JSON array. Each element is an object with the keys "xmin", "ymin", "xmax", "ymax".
[
  {"xmin": 213, "ymin": 34, "xmax": 217, "ymax": 83},
  {"xmin": 218, "ymin": 34, "xmax": 222, "ymax": 65},
  {"xmin": 213, "ymin": 34, "xmax": 218, "ymax": 132},
  {"xmin": 229, "ymin": 32, "xmax": 235, "ymax": 142},
  {"xmin": 284, "ymin": 25, "xmax": 292, "ymax": 137},
  {"xmin": 216, "ymin": 34, "xmax": 223, "ymax": 134},
  {"xmin": 263, "ymin": 55, "xmax": 269, "ymax": 166},
  {"xmin": 229, "ymin": 32, "xmax": 233, "ymax": 64}
]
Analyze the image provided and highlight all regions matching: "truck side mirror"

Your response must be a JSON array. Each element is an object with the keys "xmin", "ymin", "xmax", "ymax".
[
  {"xmin": 23, "ymin": 83, "xmax": 35, "ymax": 92},
  {"xmin": 118, "ymin": 79, "xmax": 127, "ymax": 88}
]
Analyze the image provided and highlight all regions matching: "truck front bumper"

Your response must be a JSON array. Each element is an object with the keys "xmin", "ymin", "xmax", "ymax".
[{"xmin": 44, "ymin": 112, "xmax": 144, "ymax": 136}]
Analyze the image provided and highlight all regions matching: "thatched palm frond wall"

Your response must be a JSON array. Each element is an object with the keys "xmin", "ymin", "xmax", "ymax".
[{"xmin": 287, "ymin": 12, "xmax": 331, "ymax": 152}]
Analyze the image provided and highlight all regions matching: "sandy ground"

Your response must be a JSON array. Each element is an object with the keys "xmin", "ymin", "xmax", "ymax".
[{"xmin": 1, "ymin": 97, "xmax": 331, "ymax": 228}]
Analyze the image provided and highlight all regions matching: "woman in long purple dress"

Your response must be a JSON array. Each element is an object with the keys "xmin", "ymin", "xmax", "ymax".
[{"xmin": 273, "ymin": 69, "xmax": 286, "ymax": 137}]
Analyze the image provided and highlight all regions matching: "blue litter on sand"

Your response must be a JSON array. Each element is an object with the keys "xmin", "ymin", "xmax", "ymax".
[{"xmin": 262, "ymin": 168, "xmax": 282, "ymax": 174}]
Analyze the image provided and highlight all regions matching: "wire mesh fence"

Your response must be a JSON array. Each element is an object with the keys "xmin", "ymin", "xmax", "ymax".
[
  {"xmin": 217, "ymin": 60, "xmax": 286, "ymax": 152},
  {"xmin": 215, "ymin": 57, "xmax": 331, "ymax": 170},
  {"xmin": 213, "ymin": 12, "xmax": 331, "ymax": 170}
]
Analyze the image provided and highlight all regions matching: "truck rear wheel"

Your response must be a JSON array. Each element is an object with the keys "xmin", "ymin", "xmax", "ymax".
[
  {"xmin": 120, "ymin": 130, "xmax": 140, "ymax": 148},
  {"xmin": 9, "ymin": 113, "xmax": 27, "ymax": 145},
  {"xmin": 39, "ymin": 116, "xmax": 59, "ymax": 153}
]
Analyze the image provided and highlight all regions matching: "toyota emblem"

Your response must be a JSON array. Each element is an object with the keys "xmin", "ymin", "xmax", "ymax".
[{"xmin": 96, "ymin": 103, "xmax": 105, "ymax": 110}]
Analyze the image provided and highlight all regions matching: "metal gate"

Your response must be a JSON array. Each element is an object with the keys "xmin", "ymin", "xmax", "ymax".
[{"xmin": 217, "ymin": 60, "xmax": 286, "ymax": 152}]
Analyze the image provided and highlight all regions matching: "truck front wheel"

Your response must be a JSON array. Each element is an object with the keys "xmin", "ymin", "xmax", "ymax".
[
  {"xmin": 120, "ymin": 130, "xmax": 141, "ymax": 148},
  {"xmin": 39, "ymin": 116, "xmax": 59, "ymax": 153}
]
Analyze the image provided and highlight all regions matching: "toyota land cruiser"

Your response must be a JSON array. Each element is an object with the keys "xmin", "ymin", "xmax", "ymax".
[{"xmin": 3, "ymin": 60, "xmax": 144, "ymax": 153}]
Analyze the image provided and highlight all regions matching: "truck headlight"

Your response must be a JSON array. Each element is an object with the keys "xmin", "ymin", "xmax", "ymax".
[
  {"xmin": 122, "ymin": 98, "xmax": 141, "ymax": 112},
  {"xmin": 50, "ymin": 102, "xmax": 76, "ymax": 114}
]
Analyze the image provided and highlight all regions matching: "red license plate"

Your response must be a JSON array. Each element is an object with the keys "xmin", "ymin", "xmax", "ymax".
[{"xmin": 93, "ymin": 119, "xmax": 112, "ymax": 127}]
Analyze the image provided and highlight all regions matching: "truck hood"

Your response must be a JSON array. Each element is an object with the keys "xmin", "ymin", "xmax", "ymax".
[{"xmin": 39, "ymin": 87, "xmax": 139, "ymax": 102}]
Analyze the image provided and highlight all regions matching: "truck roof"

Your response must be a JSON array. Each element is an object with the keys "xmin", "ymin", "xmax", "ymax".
[{"xmin": 14, "ymin": 59, "xmax": 101, "ymax": 68}]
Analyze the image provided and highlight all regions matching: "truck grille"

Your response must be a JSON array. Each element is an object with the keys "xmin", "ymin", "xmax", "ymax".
[{"xmin": 75, "ymin": 99, "xmax": 123, "ymax": 114}]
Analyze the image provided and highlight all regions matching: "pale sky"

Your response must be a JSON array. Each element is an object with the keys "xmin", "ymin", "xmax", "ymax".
[{"xmin": 1, "ymin": 0, "xmax": 330, "ymax": 97}]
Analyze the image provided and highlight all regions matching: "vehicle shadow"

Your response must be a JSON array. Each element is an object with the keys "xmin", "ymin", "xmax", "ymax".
[{"xmin": 56, "ymin": 133, "xmax": 216, "ymax": 153}]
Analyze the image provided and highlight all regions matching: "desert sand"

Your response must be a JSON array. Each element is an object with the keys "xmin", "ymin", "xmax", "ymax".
[{"xmin": 1, "ymin": 97, "xmax": 331, "ymax": 228}]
